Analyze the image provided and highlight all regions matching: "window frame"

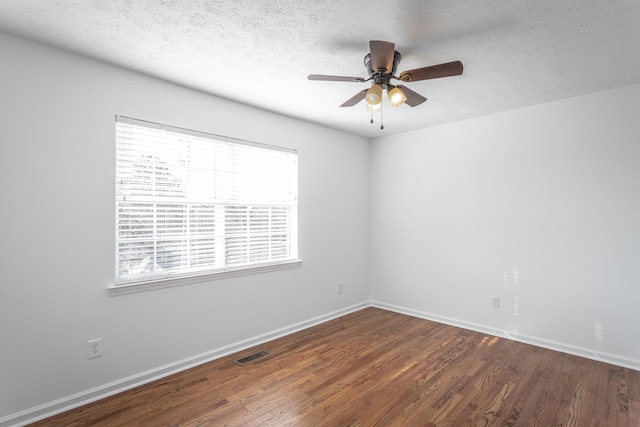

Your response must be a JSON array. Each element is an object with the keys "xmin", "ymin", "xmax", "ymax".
[{"xmin": 110, "ymin": 116, "xmax": 300, "ymax": 295}]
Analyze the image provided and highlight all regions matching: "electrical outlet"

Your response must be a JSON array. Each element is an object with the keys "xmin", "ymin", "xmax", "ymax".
[
  {"xmin": 492, "ymin": 297, "xmax": 501, "ymax": 309},
  {"xmin": 87, "ymin": 338, "xmax": 102, "ymax": 359},
  {"xmin": 338, "ymin": 282, "xmax": 344, "ymax": 294}
]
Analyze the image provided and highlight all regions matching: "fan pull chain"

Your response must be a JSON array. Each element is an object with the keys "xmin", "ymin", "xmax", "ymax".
[
  {"xmin": 370, "ymin": 107, "xmax": 374, "ymax": 124},
  {"xmin": 380, "ymin": 101, "xmax": 384, "ymax": 130}
]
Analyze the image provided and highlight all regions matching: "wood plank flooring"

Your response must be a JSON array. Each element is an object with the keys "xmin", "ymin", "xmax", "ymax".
[{"xmin": 30, "ymin": 307, "xmax": 640, "ymax": 426}]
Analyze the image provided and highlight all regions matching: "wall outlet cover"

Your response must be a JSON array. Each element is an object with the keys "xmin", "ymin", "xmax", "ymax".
[{"xmin": 87, "ymin": 338, "xmax": 102, "ymax": 359}]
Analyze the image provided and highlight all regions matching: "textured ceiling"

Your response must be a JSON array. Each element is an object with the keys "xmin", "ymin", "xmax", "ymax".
[{"xmin": 0, "ymin": 0, "xmax": 639, "ymax": 138}]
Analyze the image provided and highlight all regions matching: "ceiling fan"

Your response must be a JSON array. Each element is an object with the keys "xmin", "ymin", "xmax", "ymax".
[{"xmin": 308, "ymin": 40, "xmax": 463, "ymax": 127}]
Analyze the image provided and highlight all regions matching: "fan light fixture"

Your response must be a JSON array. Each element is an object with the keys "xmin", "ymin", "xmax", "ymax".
[
  {"xmin": 365, "ymin": 84, "xmax": 383, "ymax": 105},
  {"xmin": 388, "ymin": 86, "xmax": 407, "ymax": 107},
  {"xmin": 366, "ymin": 101, "xmax": 382, "ymax": 111}
]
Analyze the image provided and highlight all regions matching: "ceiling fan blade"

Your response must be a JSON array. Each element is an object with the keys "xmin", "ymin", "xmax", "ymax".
[
  {"xmin": 340, "ymin": 89, "xmax": 368, "ymax": 107},
  {"xmin": 399, "ymin": 60, "xmax": 463, "ymax": 82},
  {"xmin": 369, "ymin": 40, "xmax": 395, "ymax": 74},
  {"xmin": 396, "ymin": 85, "xmax": 427, "ymax": 107},
  {"xmin": 308, "ymin": 74, "xmax": 366, "ymax": 82}
]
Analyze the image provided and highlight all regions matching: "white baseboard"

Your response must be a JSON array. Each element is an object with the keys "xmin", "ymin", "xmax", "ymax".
[
  {"xmin": 1, "ymin": 301, "xmax": 371, "ymax": 427},
  {"xmin": 371, "ymin": 300, "xmax": 640, "ymax": 372}
]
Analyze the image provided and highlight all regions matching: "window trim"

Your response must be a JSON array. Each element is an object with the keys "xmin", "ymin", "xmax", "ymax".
[
  {"xmin": 113, "ymin": 115, "xmax": 300, "ymax": 294},
  {"xmin": 107, "ymin": 259, "xmax": 302, "ymax": 296}
]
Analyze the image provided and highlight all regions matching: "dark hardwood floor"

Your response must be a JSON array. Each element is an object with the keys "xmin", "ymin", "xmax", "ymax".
[{"xmin": 30, "ymin": 307, "xmax": 640, "ymax": 426}]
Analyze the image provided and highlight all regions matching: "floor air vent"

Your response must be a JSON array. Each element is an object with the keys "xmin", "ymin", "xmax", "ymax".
[{"xmin": 235, "ymin": 350, "xmax": 271, "ymax": 365}]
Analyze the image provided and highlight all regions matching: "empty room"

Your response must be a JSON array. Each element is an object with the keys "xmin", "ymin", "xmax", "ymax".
[{"xmin": 1, "ymin": 1, "xmax": 639, "ymax": 426}]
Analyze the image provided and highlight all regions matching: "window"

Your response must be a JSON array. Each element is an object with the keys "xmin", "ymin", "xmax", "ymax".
[{"xmin": 115, "ymin": 116, "xmax": 298, "ymax": 288}]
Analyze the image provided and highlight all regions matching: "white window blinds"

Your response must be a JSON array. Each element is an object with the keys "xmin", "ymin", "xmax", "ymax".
[{"xmin": 115, "ymin": 116, "xmax": 298, "ymax": 285}]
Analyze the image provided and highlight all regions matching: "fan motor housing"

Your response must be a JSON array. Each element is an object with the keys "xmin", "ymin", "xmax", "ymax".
[{"xmin": 364, "ymin": 51, "xmax": 402, "ymax": 82}]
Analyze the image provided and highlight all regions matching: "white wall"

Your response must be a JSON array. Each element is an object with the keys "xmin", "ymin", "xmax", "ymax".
[
  {"xmin": 0, "ymin": 32, "xmax": 370, "ymax": 423},
  {"xmin": 370, "ymin": 83, "xmax": 640, "ymax": 368}
]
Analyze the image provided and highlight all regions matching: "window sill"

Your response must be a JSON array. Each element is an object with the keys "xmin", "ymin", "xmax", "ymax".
[{"xmin": 107, "ymin": 260, "xmax": 302, "ymax": 296}]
